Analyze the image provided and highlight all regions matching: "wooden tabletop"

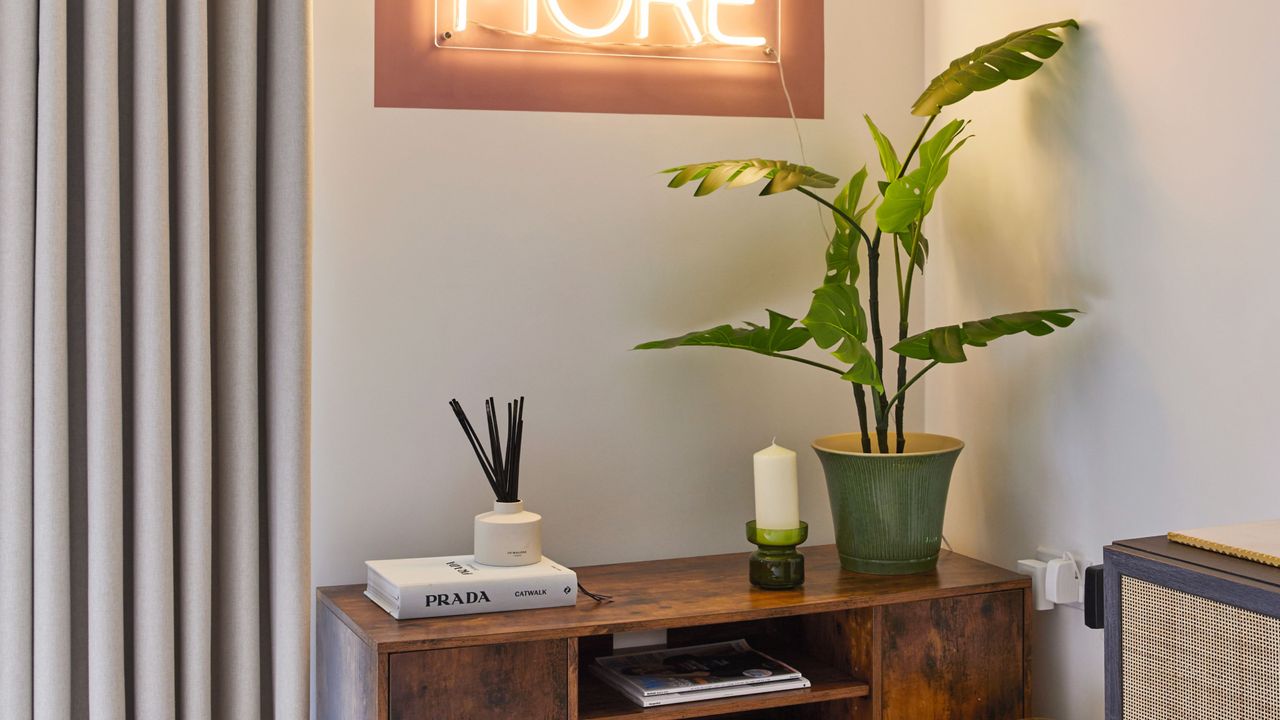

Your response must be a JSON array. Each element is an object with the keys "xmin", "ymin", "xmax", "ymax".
[{"xmin": 317, "ymin": 545, "xmax": 1028, "ymax": 653}]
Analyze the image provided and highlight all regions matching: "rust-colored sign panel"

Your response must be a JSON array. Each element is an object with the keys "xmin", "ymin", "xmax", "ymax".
[{"xmin": 374, "ymin": 0, "xmax": 823, "ymax": 117}]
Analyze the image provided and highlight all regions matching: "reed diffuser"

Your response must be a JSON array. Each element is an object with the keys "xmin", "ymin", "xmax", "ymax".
[{"xmin": 449, "ymin": 397, "xmax": 542, "ymax": 567}]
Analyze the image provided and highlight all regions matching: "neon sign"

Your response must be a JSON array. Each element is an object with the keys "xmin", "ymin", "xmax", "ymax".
[{"xmin": 436, "ymin": 0, "xmax": 781, "ymax": 63}]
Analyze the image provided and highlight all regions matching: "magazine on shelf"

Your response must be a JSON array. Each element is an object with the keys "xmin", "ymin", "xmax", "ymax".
[
  {"xmin": 591, "ymin": 639, "xmax": 806, "ymax": 699},
  {"xmin": 590, "ymin": 671, "xmax": 812, "ymax": 708}
]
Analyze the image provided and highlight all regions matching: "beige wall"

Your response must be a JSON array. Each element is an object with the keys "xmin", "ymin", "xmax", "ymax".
[
  {"xmin": 315, "ymin": 2, "xmax": 1280, "ymax": 714},
  {"xmin": 313, "ymin": 0, "xmax": 925, "ymax": 593},
  {"xmin": 923, "ymin": 2, "xmax": 1280, "ymax": 717}
]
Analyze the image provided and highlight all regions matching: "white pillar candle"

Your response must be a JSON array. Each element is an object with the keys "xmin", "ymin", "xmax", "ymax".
[{"xmin": 753, "ymin": 442, "xmax": 799, "ymax": 530}]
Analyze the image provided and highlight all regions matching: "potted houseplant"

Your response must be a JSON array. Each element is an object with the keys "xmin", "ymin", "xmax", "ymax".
[{"xmin": 637, "ymin": 20, "xmax": 1081, "ymax": 575}]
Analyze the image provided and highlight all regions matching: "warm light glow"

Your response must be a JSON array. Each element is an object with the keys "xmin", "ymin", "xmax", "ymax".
[
  {"xmin": 636, "ymin": 0, "xmax": 702, "ymax": 43},
  {"xmin": 544, "ymin": 0, "xmax": 634, "ymax": 38},
  {"xmin": 438, "ymin": 0, "xmax": 780, "ymax": 63},
  {"xmin": 705, "ymin": 0, "xmax": 766, "ymax": 47},
  {"xmin": 455, "ymin": 0, "xmax": 538, "ymax": 34}
]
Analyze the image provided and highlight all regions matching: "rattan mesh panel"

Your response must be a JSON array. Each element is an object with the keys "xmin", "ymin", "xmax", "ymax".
[{"xmin": 1121, "ymin": 575, "xmax": 1280, "ymax": 719}]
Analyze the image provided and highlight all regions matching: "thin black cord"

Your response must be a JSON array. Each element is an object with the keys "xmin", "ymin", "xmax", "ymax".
[{"xmin": 578, "ymin": 583, "xmax": 613, "ymax": 603}]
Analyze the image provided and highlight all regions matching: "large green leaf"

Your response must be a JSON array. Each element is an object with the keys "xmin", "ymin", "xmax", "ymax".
[
  {"xmin": 863, "ymin": 115, "xmax": 900, "ymax": 183},
  {"xmin": 897, "ymin": 230, "xmax": 928, "ymax": 273},
  {"xmin": 802, "ymin": 285, "xmax": 882, "ymax": 392},
  {"xmin": 825, "ymin": 229, "xmax": 857, "ymax": 286},
  {"xmin": 832, "ymin": 166, "xmax": 867, "ymax": 233},
  {"xmin": 912, "ymin": 19, "xmax": 1079, "ymax": 116},
  {"xmin": 839, "ymin": 345, "xmax": 881, "ymax": 391},
  {"xmin": 662, "ymin": 159, "xmax": 839, "ymax": 197},
  {"xmin": 892, "ymin": 309, "xmax": 1080, "ymax": 363},
  {"xmin": 803, "ymin": 284, "xmax": 867, "ymax": 348},
  {"xmin": 824, "ymin": 167, "xmax": 870, "ymax": 286},
  {"xmin": 636, "ymin": 309, "xmax": 811, "ymax": 355},
  {"xmin": 876, "ymin": 119, "xmax": 969, "ymax": 234}
]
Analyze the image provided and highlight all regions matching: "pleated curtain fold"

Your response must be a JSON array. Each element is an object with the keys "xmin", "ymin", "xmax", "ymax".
[{"xmin": 0, "ymin": 0, "xmax": 312, "ymax": 717}]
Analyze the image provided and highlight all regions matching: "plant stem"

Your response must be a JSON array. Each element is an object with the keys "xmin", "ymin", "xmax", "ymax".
[
  {"xmin": 884, "ymin": 360, "xmax": 939, "ymax": 414},
  {"xmin": 894, "ymin": 225, "xmax": 922, "ymax": 453},
  {"xmin": 892, "ymin": 230, "xmax": 905, "ymax": 307},
  {"xmin": 851, "ymin": 383, "xmax": 871, "ymax": 452},
  {"xmin": 797, "ymin": 182, "xmax": 884, "ymax": 449},
  {"xmin": 894, "ymin": 349, "xmax": 908, "ymax": 452},
  {"xmin": 848, "ymin": 215, "xmax": 871, "ymax": 449},
  {"xmin": 900, "ymin": 115, "xmax": 938, "ymax": 176},
  {"xmin": 765, "ymin": 352, "xmax": 847, "ymax": 375},
  {"xmin": 866, "ymin": 115, "xmax": 938, "ymax": 454},
  {"xmin": 867, "ymin": 240, "xmax": 890, "ymax": 453},
  {"xmin": 873, "ymin": 116, "xmax": 939, "ymax": 452},
  {"xmin": 795, "ymin": 187, "xmax": 872, "ymax": 246}
]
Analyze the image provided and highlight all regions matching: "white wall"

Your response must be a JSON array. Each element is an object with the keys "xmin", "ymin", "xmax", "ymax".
[
  {"xmin": 923, "ymin": 2, "xmax": 1280, "ymax": 718},
  {"xmin": 313, "ymin": 0, "xmax": 924, "ymax": 596}
]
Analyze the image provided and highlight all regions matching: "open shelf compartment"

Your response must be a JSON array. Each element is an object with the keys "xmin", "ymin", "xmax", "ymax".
[{"xmin": 573, "ymin": 610, "xmax": 873, "ymax": 720}]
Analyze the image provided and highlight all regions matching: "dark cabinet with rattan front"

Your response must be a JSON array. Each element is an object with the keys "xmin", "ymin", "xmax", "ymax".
[{"xmin": 1104, "ymin": 536, "xmax": 1280, "ymax": 720}]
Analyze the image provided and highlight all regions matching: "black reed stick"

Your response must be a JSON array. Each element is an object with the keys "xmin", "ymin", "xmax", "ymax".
[
  {"xmin": 511, "ymin": 396, "xmax": 524, "ymax": 502},
  {"xmin": 484, "ymin": 398, "xmax": 504, "ymax": 495},
  {"xmin": 449, "ymin": 400, "xmax": 492, "ymax": 484},
  {"xmin": 504, "ymin": 401, "xmax": 515, "ymax": 501},
  {"xmin": 453, "ymin": 402, "xmax": 499, "ymax": 498},
  {"xmin": 449, "ymin": 399, "xmax": 501, "ymax": 499},
  {"xmin": 449, "ymin": 396, "xmax": 527, "ymax": 503}
]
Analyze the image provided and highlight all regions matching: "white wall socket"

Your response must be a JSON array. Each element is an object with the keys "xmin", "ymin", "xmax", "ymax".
[{"xmin": 1016, "ymin": 559, "xmax": 1054, "ymax": 611}]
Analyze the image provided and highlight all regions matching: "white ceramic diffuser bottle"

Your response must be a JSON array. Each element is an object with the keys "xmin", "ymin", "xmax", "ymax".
[
  {"xmin": 450, "ymin": 397, "xmax": 541, "ymax": 566},
  {"xmin": 474, "ymin": 500, "xmax": 541, "ymax": 566}
]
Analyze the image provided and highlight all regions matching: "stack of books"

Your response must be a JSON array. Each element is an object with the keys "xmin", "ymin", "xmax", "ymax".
[
  {"xmin": 365, "ymin": 554, "xmax": 578, "ymax": 619},
  {"xmin": 590, "ymin": 640, "xmax": 811, "ymax": 708}
]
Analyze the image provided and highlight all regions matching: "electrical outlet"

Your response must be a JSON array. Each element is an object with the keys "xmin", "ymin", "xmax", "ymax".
[{"xmin": 1016, "ymin": 559, "xmax": 1053, "ymax": 611}]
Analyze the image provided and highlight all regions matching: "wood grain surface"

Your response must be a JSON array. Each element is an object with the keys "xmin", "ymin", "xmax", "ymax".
[
  {"xmin": 317, "ymin": 604, "xmax": 382, "ymax": 720},
  {"xmin": 318, "ymin": 545, "xmax": 1028, "ymax": 654},
  {"xmin": 879, "ymin": 590, "xmax": 1026, "ymax": 719},
  {"xmin": 389, "ymin": 639, "xmax": 569, "ymax": 718},
  {"xmin": 316, "ymin": 546, "xmax": 1030, "ymax": 719},
  {"xmin": 801, "ymin": 608, "xmax": 877, "ymax": 720}
]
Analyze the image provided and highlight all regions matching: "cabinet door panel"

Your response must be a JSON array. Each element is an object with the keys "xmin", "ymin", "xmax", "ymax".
[
  {"xmin": 389, "ymin": 640, "xmax": 569, "ymax": 719},
  {"xmin": 880, "ymin": 590, "xmax": 1026, "ymax": 719}
]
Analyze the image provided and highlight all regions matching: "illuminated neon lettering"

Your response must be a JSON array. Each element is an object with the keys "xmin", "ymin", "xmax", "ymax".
[
  {"xmin": 705, "ymin": 0, "xmax": 766, "ymax": 46},
  {"xmin": 446, "ymin": 0, "xmax": 775, "ymax": 55},
  {"xmin": 636, "ymin": 0, "xmax": 702, "ymax": 43},
  {"xmin": 544, "ymin": 0, "xmax": 634, "ymax": 38}
]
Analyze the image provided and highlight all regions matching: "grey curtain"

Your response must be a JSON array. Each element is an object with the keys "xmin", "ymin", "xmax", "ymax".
[{"xmin": 0, "ymin": 0, "xmax": 312, "ymax": 718}]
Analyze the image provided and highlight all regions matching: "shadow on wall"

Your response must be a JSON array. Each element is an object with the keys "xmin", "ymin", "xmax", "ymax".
[
  {"xmin": 932, "ymin": 23, "xmax": 1177, "ymax": 720},
  {"xmin": 937, "ymin": 22, "xmax": 1176, "ymax": 563}
]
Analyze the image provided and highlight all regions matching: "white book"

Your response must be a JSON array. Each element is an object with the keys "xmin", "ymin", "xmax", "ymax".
[{"xmin": 364, "ymin": 554, "xmax": 577, "ymax": 620}]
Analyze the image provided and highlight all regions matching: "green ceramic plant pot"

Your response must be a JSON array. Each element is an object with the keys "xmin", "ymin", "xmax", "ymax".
[{"xmin": 813, "ymin": 432, "xmax": 963, "ymax": 575}]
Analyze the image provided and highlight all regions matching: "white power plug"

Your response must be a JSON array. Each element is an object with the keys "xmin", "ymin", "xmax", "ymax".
[
  {"xmin": 1045, "ymin": 552, "xmax": 1083, "ymax": 605},
  {"xmin": 1019, "ymin": 548, "xmax": 1090, "ymax": 610}
]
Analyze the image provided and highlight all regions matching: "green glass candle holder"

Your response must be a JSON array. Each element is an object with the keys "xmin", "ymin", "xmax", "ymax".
[{"xmin": 745, "ymin": 521, "xmax": 808, "ymax": 590}]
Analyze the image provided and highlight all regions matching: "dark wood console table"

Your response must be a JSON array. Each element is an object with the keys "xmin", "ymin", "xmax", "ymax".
[{"xmin": 317, "ymin": 545, "xmax": 1031, "ymax": 719}]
